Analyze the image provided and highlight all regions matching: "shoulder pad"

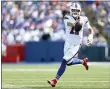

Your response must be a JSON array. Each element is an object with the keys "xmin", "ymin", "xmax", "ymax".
[
  {"xmin": 64, "ymin": 14, "xmax": 71, "ymax": 20},
  {"xmin": 64, "ymin": 16, "xmax": 69, "ymax": 19}
]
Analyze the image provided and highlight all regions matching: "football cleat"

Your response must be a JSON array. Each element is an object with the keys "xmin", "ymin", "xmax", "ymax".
[
  {"xmin": 47, "ymin": 79, "xmax": 57, "ymax": 87},
  {"xmin": 82, "ymin": 57, "xmax": 89, "ymax": 70}
]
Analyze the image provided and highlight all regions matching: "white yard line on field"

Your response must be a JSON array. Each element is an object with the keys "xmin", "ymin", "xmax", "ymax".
[
  {"xmin": 2, "ymin": 69, "xmax": 57, "ymax": 72},
  {"xmin": 3, "ymin": 78, "xmax": 109, "ymax": 81},
  {"xmin": 2, "ymin": 83, "xmax": 108, "ymax": 89},
  {"xmin": 88, "ymin": 62, "xmax": 110, "ymax": 66},
  {"xmin": 3, "ymin": 80, "xmax": 110, "ymax": 83},
  {"xmin": 2, "ymin": 84, "xmax": 33, "ymax": 89}
]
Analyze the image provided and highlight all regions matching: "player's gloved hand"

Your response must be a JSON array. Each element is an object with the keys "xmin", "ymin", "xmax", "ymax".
[
  {"xmin": 87, "ymin": 34, "xmax": 93, "ymax": 45},
  {"xmin": 74, "ymin": 22, "xmax": 82, "ymax": 32}
]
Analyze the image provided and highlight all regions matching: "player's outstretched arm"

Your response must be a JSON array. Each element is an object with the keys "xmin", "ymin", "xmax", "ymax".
[{"xmin": 85, "ymin": 17, "xmax": 94, "ymax": 45}]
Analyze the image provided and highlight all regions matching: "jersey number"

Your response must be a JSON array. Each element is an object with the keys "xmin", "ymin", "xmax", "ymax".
[
  {"xmin": 70, "ymin": 26, "xmax": 79, "ymax": 35},
  {"xmin": 70, "ymin": 22, "xmax": 82, "ymax": 35},
  {"xmin": 67, "ymin": 22, "xmax": 82, "ymax": 35}
]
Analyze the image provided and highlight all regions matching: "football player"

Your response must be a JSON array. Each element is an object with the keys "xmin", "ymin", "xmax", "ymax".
[{"xmin": 47, "ymin": 2, "xmax": 94, "ymax": 87}]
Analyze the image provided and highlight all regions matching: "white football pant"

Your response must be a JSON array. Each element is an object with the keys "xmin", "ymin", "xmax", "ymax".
[{"xmin": 63, "ymin": 41, "xmax": 80, "ymax": 62}]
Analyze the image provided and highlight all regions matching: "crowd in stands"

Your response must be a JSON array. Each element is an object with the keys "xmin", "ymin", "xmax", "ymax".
[
  {"xmin": 2, "ymin": 1, "xmax": 109, "ymax": 48},
  {"xmin": 92, "ymin": 1, "xmax": 110, "ymax": 30},
  {"xmin": 2, "ymin": 1, "xmax": 69, "ymax": 44},
  {"xmin": 83, "ymin": 1, "xmax": 110, "ymax": 46}
]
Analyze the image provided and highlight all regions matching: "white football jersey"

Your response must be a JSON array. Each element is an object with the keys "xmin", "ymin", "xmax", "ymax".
[{"xmin": 64, "ymin": 14, "xmax": 92, "ymax": 45}]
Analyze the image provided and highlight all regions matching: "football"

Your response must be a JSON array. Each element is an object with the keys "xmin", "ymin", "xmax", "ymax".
[{"xmin": 74, "ymin": 22, "xmax": 82, "ymax": 32}]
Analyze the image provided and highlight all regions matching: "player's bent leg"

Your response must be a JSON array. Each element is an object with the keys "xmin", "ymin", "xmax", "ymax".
[
  {"xmin": 47, "ymin": 59, "xmax": 67, "ymax": 87},
  {"xmin": 67, "ymin": 57, "xmax": 89, "ymax": 70},
  {"xmin": 47, "ymin": 58, "xmax": 89, "ymax": 87},
  {"xmin": 67, "ymin": 57, "xmax": 82, "ymax": 66}
]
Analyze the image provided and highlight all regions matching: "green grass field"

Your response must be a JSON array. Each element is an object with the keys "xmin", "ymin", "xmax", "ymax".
[{"xmin": 2, "ymin": 63, "xmax": 110, "ymax": 89}]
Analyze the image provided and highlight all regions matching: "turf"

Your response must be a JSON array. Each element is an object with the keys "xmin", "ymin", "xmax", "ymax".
[{"xmin": 2, "ymin": 63, "xmax": 110, "ymax": 89}]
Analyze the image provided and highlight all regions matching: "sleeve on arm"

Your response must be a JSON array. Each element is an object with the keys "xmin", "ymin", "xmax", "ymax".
[
  {"xmin": 85, "ymin": 16, "xmax": 94, "ymax": 35},
  {"xmin": 64, "ymin": 17, "xmax": 68, "ymax": 27},
  {"xmin": 64, "ymin": 15, "xmax": 74, "ymax": 28},
  {"xmin": 85, "ymin": 17, "xmax": 92, "ymax": 29}
]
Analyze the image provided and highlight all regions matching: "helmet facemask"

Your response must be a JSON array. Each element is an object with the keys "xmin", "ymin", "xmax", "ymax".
[{"xmin": 70, "ymin": 9, "xmax": 81, "ymax": 18}]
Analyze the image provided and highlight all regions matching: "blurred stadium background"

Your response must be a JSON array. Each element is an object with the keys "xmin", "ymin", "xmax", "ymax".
[{"xmin": 1, "ymin": 1, "xmax": 110, "ymax": 89}]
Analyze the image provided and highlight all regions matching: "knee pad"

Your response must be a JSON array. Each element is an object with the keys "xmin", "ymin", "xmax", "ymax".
[
  {"xmin": 62, "ymin": 59, "xmax": 67, "ymax": 64},
  {"xmin": 66, "ymin": 58, "xmax": 73, "ymax": 66},
  {"xmin": 62, "ymin": 59, "xmax": 71, "ymax": 66},
  {"xmin": 62, "ymin": 59, "xmax": 74, "ymax": 66}
]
